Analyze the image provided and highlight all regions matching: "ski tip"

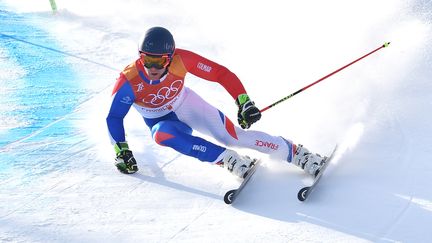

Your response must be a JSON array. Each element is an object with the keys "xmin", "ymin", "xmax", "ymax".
[
  {"xmin": 383, "ymin": 42, "xmax": 391, "ymax": 48},
  {"xmin": 298, "ymin": 187, "xmax": 310, "ymax": 202},
  {"xmin": 224, "ymin": 190, "xmax": 237, "ymax": 204}
]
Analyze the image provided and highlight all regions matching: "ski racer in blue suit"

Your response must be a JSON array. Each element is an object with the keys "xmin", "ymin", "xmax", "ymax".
[{"xmin": 107, "ymin": 27, "xmax": 326, "ymax": 178}]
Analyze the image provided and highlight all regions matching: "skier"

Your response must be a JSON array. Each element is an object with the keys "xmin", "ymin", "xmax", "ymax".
[{"xmin": 106, "ymin": 26, "xmax": 325, "ymax": 178}]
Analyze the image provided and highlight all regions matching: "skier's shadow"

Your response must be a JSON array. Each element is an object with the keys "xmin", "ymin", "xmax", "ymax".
[
  {"xmin": 130, "ymin": 173, "xmax": 220, "ymax": 200},
  {"xmin": 225, "ymin": 165, "xmax": 378, "ymax": 240},
  {"xmin": 129, "ymin": 152, "xmax": 220, "ymax": 200},
  {"xmin": 227, "ymin": 159, "xmax": 422, "ymax": 242}
]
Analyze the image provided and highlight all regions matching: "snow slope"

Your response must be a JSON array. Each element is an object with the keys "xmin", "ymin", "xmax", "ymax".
[{"xmin": 1, "ymin": 0, "xmax": 431, "ymax": 242}]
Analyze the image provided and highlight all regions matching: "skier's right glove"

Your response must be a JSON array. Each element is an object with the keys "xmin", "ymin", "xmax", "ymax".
[{"xmin": 114, "ymin": 142, "xmax": 138, "ymax": 174}]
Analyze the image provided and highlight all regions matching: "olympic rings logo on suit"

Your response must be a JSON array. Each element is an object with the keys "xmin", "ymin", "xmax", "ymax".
[{"xmin": 143, "ymin": 80, "xmax": 183, "ymax": 106}]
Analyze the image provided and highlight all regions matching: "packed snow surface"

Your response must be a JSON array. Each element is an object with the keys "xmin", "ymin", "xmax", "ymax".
[{"xmin": 1, "ymin": 0, "xmax": 431, "ymax": 242}]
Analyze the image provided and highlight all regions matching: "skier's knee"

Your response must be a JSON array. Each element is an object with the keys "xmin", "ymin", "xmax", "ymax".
[
  {"xmin": 152, "ymin": 121, "xmax": 175, "ymax": 146},
  {"xmin": 153, "ymin": 130, "xmax": 174, "ymax": 146}
]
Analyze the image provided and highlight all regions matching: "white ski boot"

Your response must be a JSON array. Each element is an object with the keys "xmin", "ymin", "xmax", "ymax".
[
  {"xmin": 217, "ymin": 149, "xmax": 255, "ymax": 178},
  {"xmin": 292, "ymin": 144, "xmax": 326, "ymax": 177}
]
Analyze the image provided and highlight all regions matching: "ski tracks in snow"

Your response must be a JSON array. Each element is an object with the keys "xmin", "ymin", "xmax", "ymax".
[{"xmin": 373, "ymin": 105, "xmax": 415, "ymax": 242}]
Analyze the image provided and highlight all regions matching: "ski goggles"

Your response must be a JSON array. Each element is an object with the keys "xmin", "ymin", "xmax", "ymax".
[{"xmin": 140, "ymin": 52, "xmax": 171, "ymax": 69}]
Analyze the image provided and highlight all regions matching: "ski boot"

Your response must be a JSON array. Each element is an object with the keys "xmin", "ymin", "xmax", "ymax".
[
  {"xmin": 292, "ymin": 144, "xmax": 326, "ymax": 177},
  {"xmin": 216, "ymin": 149, "xmax": 255, "ymax": 178}
]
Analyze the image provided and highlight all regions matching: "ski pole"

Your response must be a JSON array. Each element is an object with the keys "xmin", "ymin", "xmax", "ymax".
[{"xmin": 260, "ymin": 42, "xmax": 391, "ymax": 113}]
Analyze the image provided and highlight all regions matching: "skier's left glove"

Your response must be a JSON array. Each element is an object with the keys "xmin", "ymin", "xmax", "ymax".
[
  {"xmin": 236, "ymin": 94, "xmax": 261, "ymax": 129},
  {"xmin": 114, "ymin": 142, "xmax": 139, "ymax": 174}
]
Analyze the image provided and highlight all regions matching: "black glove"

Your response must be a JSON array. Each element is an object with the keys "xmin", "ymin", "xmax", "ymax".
[
  {"xmin": 114, "ymin": 142, "xmax": 138, "ymax": 174},
  {"xmin": 236, "ymin": 94, "xmax": 262, "ymax": 129}
]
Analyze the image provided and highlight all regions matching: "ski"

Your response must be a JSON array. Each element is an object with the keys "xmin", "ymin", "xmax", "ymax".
[
  {"xmin": 297, "ymin": 145, "xmax": 338, "ymax": 202},
  {"xmin": 224, "ymin": 159, "xmax": 261, "ymax": 205}
]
